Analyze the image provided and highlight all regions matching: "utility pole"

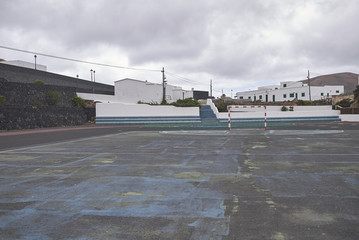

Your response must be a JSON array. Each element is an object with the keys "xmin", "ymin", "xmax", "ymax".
[
  {"xmin": 161, "ymin": 67, "xmax": 167, "ymax": 104},
  {"xmin": 307, "ymin": 70, "xmax": 311, "ymax": 102}
]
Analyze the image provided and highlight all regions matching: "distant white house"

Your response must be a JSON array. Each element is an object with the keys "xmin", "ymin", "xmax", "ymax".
[
  {"xmin": 114, "ymin": 78, "xmax": 193, "ymax": 104},
  {"xmin": 236, "ymin": 81, "xmax": 344, "ymax": 102},
  {"xmin": 0, "ymin": 60, "xmax": 47, "ymax": 71},
  {"xmin": 77, "ymin": 78, "xmax": 205, "ymax": 104}
]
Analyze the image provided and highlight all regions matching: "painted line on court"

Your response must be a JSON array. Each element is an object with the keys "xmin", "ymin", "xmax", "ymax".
[
  {"xmin": 0, "ymin": 132, "xmax": 130, "ymax": 153},
  {"xmin": 161, "ymin": 129, "xmax": 344, "ymax": 136},
  {"xmin": 0, "ymin": 125, "xmax": 127, "ymax": 136}
]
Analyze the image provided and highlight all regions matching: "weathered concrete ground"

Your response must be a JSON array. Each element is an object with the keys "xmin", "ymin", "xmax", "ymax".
[{"xmin": 0, "ymin": 129, "xmax": 358, "ymax": 239}]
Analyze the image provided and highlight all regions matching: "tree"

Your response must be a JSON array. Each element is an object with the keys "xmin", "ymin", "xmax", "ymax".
[{"xmin": 72, "ymin": 96, "xmax": 86, "ymax": 108}]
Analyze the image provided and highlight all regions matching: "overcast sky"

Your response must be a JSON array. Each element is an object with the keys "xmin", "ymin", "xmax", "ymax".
[{"xmin": 1, "ymin": 0, "xmax": 358, "ymax": 97}]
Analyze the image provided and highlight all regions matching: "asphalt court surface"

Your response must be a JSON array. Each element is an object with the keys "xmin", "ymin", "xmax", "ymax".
[{"xmin": 0, "ymin": 127, "xmax": 358, "ymax": 239}]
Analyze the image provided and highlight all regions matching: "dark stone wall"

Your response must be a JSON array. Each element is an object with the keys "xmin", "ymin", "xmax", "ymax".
[
  {"xmin": 0, "ymin": 80, "xmax": 93, "ymax": 130},
  {"xmin": 0, "ymin": 105, "xmax": 87, "ymax": 130},
  {"xmin": 0, "ymin": 80, "xmax": 77, "ymax": 107},
  {"xmin": 0, "ymin": 63, "xmax": 114, "ymax": 95},
  {"xmin": 83, "ymin": 108, "xmax": 96, "ymax": 122}
]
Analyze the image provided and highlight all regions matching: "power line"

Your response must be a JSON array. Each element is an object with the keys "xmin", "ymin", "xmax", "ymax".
[
  {"xmin": 212, "ymin": 88, "xmax": 222, "ymax": 93},
  {"xmin": 166, "ymin": 71, "xmax": 203, "ymax": 85},
  {"xmin": 0, "ymin": 45, "xmax": 160, "ymax": 72},
  {"xmin": 1, "ymin": 45, "xmax": 211, "ymax": 89}
]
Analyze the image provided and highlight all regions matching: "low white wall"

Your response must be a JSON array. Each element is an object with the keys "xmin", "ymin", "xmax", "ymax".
[
  {"xmin": 221, "ymin": 111, "xmax": 340, "ymax": 119},
  {"xmin": 339, "ymin": 115, "xmax": 359, "ymax": 122},
  {"xmin": 216, "ymin": 105, "xmax": 340, "ymax": 119},
  {"xmin": 77, "ymin": 92, "xmax": 118, "ymax": 103},
  {"xmin": 97, "ymin": 103, "xmax": 200, "ymax": 117},
  {"xmin": 228, "ymin": 105, "xmax": 334, "ymax": 112},
  {"xmin": 206, "ymin": 100, "xmax": 338, "ymax": 119}
]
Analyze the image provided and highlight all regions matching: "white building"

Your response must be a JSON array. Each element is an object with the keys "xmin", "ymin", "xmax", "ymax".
[
  {"xmin": 236, "ymin": 81, "xmax": 344, "ymax": 102},
  {"xmin": 0, "ymin": 60, "xmax": 47, "ymax": 71},
  {"xmin": 115, "ymin": 78, "xmax": 193, "ymax": 104}
]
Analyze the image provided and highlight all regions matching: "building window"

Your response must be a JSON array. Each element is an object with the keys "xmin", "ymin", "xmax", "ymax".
[
  {"xmin": 259, "ymin": 95, "xmax": 262, "ymax": 100},
  {"xmin": 239, "ymin": 96, "xmax": 243, "ymax": 99},
  {"xmin": 283, "ymin": 94, "xmax": 287, "ymax": 98},
  {"xmin": 283, "ymin": 84, "xmax": 287, "ymax": 87},
  {"xmin": 290, "ymin": 93, "xmax": 294, "ymax": 98},
  {"xmin": 248, "ymin": 96, "xmax": 251, "ymax": 99},
  {"xmin": 321, "ymin": 93, "xmax": 324, "ymax": 96},
  {"xmin": 301, "ymin": 92, "xmax": 305, "ymax": 97},
  {"xmin": 336, "ymin": 90, "xmax": 339, "ymax": 93}
]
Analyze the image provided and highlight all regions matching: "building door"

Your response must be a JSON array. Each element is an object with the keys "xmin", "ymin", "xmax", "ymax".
[
  {"xmin": 254, "ymin": 96, "xmax": 256, "ymax": 101},
  {"xmin": 295, "ymin": 93, "xmax": 298, "ymax": 99},
  {"xmin": 266, "ymin": 95, "xmax": 268, "ymax": 102},
  {"xmin": 272, "ymin": 95, "xmax": 275, "ymax": 102}
]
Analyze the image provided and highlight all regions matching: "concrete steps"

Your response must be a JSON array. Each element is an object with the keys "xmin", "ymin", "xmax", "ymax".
[
  {"xmin": 200, "ymin": 105, "xmax": 218, "ymax": 120},
  {"xmin": 200, "ymin": 105, "xmax": 223, "ymax": 127}
]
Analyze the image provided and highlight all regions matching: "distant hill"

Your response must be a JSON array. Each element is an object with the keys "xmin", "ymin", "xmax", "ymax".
[{"xmin": 301, "ymin": 72, "xmax": 359, "ymax": 94}]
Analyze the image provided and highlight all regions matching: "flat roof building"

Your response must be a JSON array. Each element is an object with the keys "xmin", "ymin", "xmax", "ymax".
[
  {"xmin": 115, "ymin": 78, "xmax": 207, "ymax": 104},
  {"xmin": 236, "ymin": 81, "xmax": 344, "ymax": 102}
]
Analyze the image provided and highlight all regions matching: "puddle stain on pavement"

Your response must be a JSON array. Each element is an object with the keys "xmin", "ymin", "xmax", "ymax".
[{"xmin": 0, "ymin": 129, "xmax": 358, "ymax": 239}]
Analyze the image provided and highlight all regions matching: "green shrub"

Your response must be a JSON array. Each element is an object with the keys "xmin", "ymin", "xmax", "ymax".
[
  {"xmin": 297, "ymin": 100, "xmax": 313, "ymax": 106},
  {"xmin": 171, "ymin": 98, "xmax": 201, "ymax": 107},
  {"xmin": 336, "ymin": 98, "xmax": 353, "ymax": 108},
  {"xmin": 138, "ymin": 98, "xmax": 201, "ymax": 107},
  {"xmin": 34, "ymin": 80, "xmax": 44, "ymax": 85},
  {"xmin": 72, "ymin": 95, "xmax": 86, "ymax": 108},
  {"xmin": 214, "ymin": 100, "xmax": 228, "ymax": 112},
  {"xmin": 46, "ymin": 91, "xmax": 61, "ymax": 105},
  {"xmin": 281, "ymin": 106, "xmax": 288, "ymax": 111},
  {"xmin": 0, "ymin": 95, "xmax": 7, "ymax": 104}
]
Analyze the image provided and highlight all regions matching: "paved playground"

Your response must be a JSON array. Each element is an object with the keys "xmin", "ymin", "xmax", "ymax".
[{"xmin": 0, "ymin": 128, "xmax": 358, "ymax": 239}]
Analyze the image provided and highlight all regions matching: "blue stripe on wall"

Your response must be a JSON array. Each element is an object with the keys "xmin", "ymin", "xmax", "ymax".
[{"xmin": 96, "ymin": 116, "xmax": 201, "ymax": 125}]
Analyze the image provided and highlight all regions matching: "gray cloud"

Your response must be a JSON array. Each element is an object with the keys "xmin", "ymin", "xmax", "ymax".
[{"xmin": 1, "ymin": 0, "xmax": 358, "ymax": 95}]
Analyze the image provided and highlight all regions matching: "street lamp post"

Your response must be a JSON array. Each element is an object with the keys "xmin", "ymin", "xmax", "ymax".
[
  {"xmin": 93, "ymin": 70, "xmax": 96, "ymax": 82},
  {"xmin": 34, "ymin": 55, "xmax": 37, "ymax": 70},
  {"xmin": 90, "ymin": 69, "xmax": 93, "ymax": 81}
]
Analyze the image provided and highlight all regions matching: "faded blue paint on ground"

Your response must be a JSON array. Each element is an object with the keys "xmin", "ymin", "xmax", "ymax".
[{"xmin": 0, "ymin": 129, "xmax": 358, "ymax": 239}]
